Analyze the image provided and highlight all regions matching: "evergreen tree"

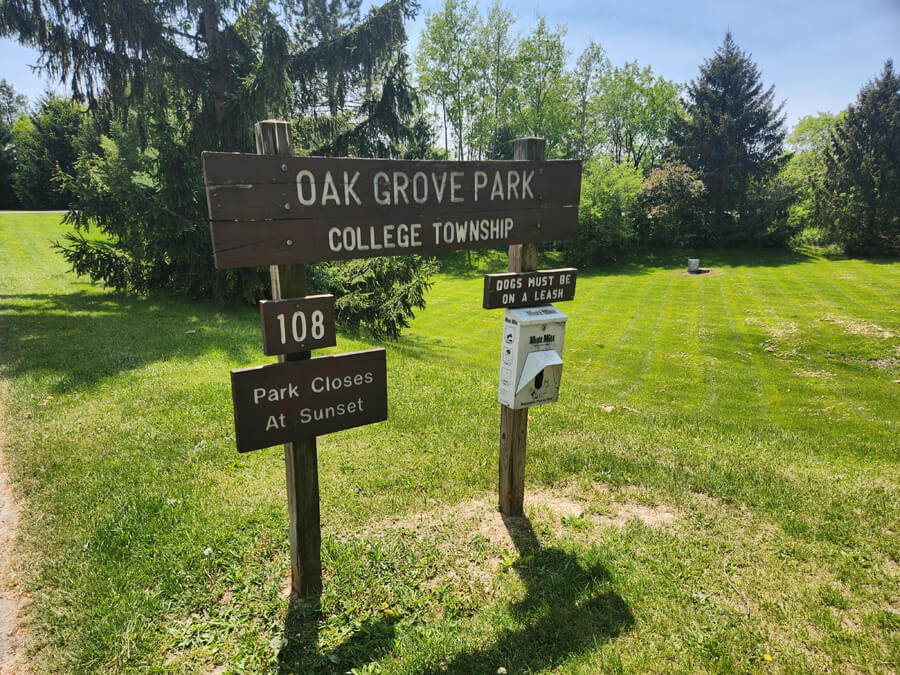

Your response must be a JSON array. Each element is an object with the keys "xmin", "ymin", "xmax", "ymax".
[
  {"xmin": 824, "ymin": 60, "xmax": 900, "ymax": 254},
  {"xmin": 2, "ymin": 0, "xmax": 432, "ymax": 328},
  {"xmin": 11, "ymin": 93, "xmax": 84, "ymax": 209},
  {"xmin": 673, "ymin": 32, "xmax": 786, "ymax": 241},
  {"xmin": 0, "ymin": 79, "xmax": 29, "ymax": 208},
  {"xmin": 0, "ymin": 117, "xmax": 17, "ymax": 208}
]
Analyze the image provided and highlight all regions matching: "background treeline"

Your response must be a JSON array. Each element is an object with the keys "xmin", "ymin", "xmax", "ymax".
[
  {"xmin": 413, "ymin": 0, "xmax": 898, "ymax": 261},
  {"xmin": 1, "ymin": 0, "xmax": 897, "ymax": 334}
]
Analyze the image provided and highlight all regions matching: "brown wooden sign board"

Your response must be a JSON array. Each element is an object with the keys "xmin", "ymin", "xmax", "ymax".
[
  {"xmin": 202, "ymin": 153, "xmax": 581, "ymax": 268},
  {"xmin": 230, "ymin": 348, "xmax": 387, "ymax": 452},
  {"xmin": 259, "ymin": 295, "xmax": 337, "ymax": 356},
  {"xmin": 483, "ymin": 268, "xmax": 577, "ymax": 309}
]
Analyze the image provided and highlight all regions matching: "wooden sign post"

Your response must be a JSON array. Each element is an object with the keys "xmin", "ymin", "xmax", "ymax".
[
  {"xmin": 255, "ymin": 120, "xmax": 323, "ymax": 596},
  {"xmin": 499, "ymin": 138, "xmax": 544, "ymax": 517},
  {"xmin": 204, "ymin": 126, "xmax": 581, "ymax": 593}
]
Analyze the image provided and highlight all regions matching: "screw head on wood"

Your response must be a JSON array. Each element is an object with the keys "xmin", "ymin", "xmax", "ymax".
[
  {"xmin": 283, "ymin": 202, "xmax": 291, "ymax": 210},
  {"xmin": 281, "ymin": 163, "xmax": 288, "ymax": 172},
  {"xmin": 286, "ymin": 239, "xmax": 294, "ymax": 246}
]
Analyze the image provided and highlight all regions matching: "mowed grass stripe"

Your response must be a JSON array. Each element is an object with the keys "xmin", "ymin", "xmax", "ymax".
[
  {"xmin": 588, "ymin": 272, "xmax": 672, "ymax": 396},
  {"xmin": 2, "ymin": 216, "xmax": 899, "ymax": 672},
  {"xmin": 737, "ymin": 262, "xmax": 898, "ymax": 463},
  {"xmin": 794, "ymin": 255, "xmax": 897, "ymax": 321}
]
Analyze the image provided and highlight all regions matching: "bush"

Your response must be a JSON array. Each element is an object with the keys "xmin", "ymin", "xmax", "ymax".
[
  {"xmin": 565, "ymin": 158, "xmax": 642, "ymax": 264},
  {"xmin": 635, "ymin": 162, "xmax": 707, "ymax": 247},
  {"xmin": 11, "ymin": 94, "xmax": 84, "ymax": 209}
]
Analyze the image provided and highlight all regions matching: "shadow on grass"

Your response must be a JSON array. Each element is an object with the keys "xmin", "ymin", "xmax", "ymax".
[
  {"xmin": 0, "ymin": 290, "xmax": 257, "ymax": 393},
  {"xmin": 419, "ymin": 514, "xmax": 633, "ymax": 673},
  {"xmin": 277, "ymin": 600, "xmax": 399, "ymax": 674},
  {"xmin": 575, "ymin": 247, "xmax": 821, "ymax": 280},
  {"xmin": 274, "ymin": 514, "xmax": 632, "ymax": 673},
  {"xmin": 432, "ymin": 247, "xmax": 824, "ymax": 283}
]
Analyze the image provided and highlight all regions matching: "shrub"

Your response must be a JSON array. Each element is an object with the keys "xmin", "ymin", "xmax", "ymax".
[
  {"xmin": 635, "ymin": 162, "xmax": 707, "ymax": 247},
  {"xmin": 565, "ymin": 158, "xmax": 642, "ymax": 264}
]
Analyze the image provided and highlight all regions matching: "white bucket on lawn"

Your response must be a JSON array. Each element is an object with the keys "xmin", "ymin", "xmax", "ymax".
[{"xmin": 688, "ymin": 259, "xmax": 700, "ymax": 273}]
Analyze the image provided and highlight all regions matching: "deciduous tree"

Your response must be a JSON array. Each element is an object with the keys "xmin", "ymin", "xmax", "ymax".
[
  {"xmin": 598, "ymin": 61, "xmax": 681, "ymax": 171},
  {"xmin": 11, "ymin": 93, "xmax": 84, "ymax": 209},
  {"xmin": 415, "ymin": 0, "xmax": 478, "ymax": 158},
  {"xmin": 511, "ymin": 15, "xmax": 571, "ymax": 156},
  {"xmin": 0, "ymin": 78, "xmax": 29, "ymax": 126}
]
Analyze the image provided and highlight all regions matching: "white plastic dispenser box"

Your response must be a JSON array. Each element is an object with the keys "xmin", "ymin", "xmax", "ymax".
[{"xmin": 498, "ymin": 305, "xmax": 567, "ymax": 409}]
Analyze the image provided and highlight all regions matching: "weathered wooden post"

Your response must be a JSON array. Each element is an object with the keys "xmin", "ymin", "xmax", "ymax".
[
  {"xmin": 499, "ymin": 137, "xmax": 544, "ymax": 516},
  {"xmin": 203, "ymin": 133, "xmax": 579, "ymax": 585},
  {"xmin": 255, "ymin": 119, "xmax": 322, "ymax": 596}
]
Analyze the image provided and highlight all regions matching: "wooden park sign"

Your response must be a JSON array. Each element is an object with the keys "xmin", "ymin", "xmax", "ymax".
[
  {"xmin": 202, "ymin": 153, "xmax": 581, "ymax": 268},
  {"xmin": 231, "ymin": 349, "xmax": 387, "ymax": 452},
  {"xmin": 206, "ymin": 122, "xmax": 581, "ymax": 597},
  {"xmin": 483, "ymin": 268, "xmax": 577, "ymax": 309}
]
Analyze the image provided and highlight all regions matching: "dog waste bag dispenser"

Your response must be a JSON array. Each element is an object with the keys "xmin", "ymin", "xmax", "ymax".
[{"xmin": 498, "ymin": 305, "xmax": 567, "ymax": 409}]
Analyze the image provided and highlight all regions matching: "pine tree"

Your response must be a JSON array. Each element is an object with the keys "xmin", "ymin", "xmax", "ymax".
[
  {"xmin": 824, "ymin": 60, "xmax": 900, "ymax": 254},
  {"xmin": 1, "ymin": 0, "xmax": 427, "ymax": 312},
  {"xmin": 673, "ymin": 32, "xmax": 786, "ymax": 241}
]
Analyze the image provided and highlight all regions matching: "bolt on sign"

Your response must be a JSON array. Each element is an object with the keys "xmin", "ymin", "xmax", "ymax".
[
  {"xmin": 201, "ymin": 154, "xmax": 581, "ymax": 268},
  {"xmin": 231, "ymin": 349, "xmax": 387, "ymax": 452},
  {"xmin": 483, "ymin": 268, "xmax": 577, "ymax": 309}
]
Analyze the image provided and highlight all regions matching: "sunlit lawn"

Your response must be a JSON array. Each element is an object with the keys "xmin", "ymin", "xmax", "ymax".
[{"xmin": 1, "ymin": 212, "xmax": 898, "ymax": 672}]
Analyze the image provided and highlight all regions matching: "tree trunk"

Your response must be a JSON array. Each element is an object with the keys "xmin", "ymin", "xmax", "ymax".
[{"xmin": 201, "ymin": 0, "xmax": 227, "ymax": 129}]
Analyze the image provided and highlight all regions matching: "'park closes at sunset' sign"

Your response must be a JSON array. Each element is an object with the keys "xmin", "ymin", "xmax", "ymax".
[{"xmin": 202, "ymin": 154, "xmax": 581, "ymax": 268}]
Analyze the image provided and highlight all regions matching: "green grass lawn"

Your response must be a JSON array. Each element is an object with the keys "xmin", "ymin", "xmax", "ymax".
[{"xmin": 1, "ymin": 212, "xmax": 898, "ymax": 673}]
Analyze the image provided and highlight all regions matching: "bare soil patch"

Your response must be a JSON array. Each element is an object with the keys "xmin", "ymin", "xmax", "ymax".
[
  {"xmin": 364, "ymin": 486, "xmax": 679, "ymax": 556},
  {"xmin": 672, "ymin": 268, "xmax": 723, "ymax": 278},
  {"xmin": 818, "ymin": 314, "xmax": 896, "ymax": 339}
]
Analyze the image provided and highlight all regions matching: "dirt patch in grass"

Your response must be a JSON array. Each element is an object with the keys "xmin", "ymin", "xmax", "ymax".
[
  {"xmin": 794, "ymin": 368, "xmax": 836, "ymax": 379},
  {"xmin": 672, "ymin": 268, "xmax": 723, "ymax": 278},
  {"xmin": 363, "ymin": 486, "xmax": 679, "ymax": 556},
  {"xmin": 818, "ymin": 314, "xmax": 896, "ymax": 339}
]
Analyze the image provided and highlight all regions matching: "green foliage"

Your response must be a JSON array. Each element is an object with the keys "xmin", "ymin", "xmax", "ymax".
[
  {"xmin": 0, "ymin": 117, "xmax": 17, "ymax": 208},
  {"xmin": 311, "ymin": 256, "xmax": 439, "ymax": 340},
  {"xmin": 673, "ymin": 32, "xmax": 787, "ymax": 240},
  {"xmin": 510, "ymin": 16, "xmax": 572, "ymax": 156},
  {"xmin": 597, "ymin": 61, "xmax": 682, "ymax": 171},
  {"xmin": 471, "ymin": 1, "xmax": 518, "ymax": 159},
  {"xmin": 0, "ymin": 79, "xmax": 28, "ymax": 207},
  {"xmin": 415, "ymin": 0, "xmax": 480, "ymax": 158},
  {"xmin": 824, "ymin": 60, "xmax": 900, "ymax": 255},
  {"xmin": 565, "ymin": 157, "xmax": 642, "ymax": 264},
  {"xmin": 4, "ymin": 0, "xmax": 435, "ymax": 336},
  {"xmin": 636, "ymin": 162, "xmax": 707, "ymax": 247},
  {"xmin": 0, "ymin": 78, "xmax": 29, "ymax": 126},
  {"xmin": 566, "ymin": 41, "xmax": 609, "ymax": 162},
  {"xmin": 780, "ymin": 112, "xmax": 843, "ymax": 237},
  {"xmin": 56, "ymin": 116, "xmax": 263, "ymax": 300},
  {"xmin": 10, "ymin": 93, "xmax": 84, "ymax": 209}
]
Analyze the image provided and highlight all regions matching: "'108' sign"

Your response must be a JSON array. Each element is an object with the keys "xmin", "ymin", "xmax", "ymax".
[{"xmin": 259, "ymin": 295, "xmax": 337, "ymax": 356}]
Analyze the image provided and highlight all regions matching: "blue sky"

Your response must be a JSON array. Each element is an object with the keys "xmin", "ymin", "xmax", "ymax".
[{"xmin": 2, "ymin": 0, "xmax": 897, "ymax": 128}]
